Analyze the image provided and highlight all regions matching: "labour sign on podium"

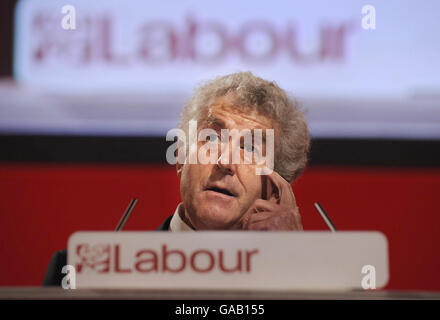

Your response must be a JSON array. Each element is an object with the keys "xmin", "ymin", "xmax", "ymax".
[{"xmin": 67, "ymin": 231, "xmax": 388, "ymax": 290}]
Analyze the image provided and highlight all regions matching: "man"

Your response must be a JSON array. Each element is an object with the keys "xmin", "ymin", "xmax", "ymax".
[{"xmin": 43, "ymin": 72, "xmax": 310, "ymax": 286}]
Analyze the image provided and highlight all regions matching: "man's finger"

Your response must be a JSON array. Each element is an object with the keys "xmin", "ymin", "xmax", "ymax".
[
  {"xmin": 240, "ymin": 199, "xmax": 278, "ymax": 229},
  {"xmin": 266, "ymin": 170, "xmax": 295, "ymax": 206},
  {"xmin": 246, "ymin": 211, "xmax": 276, "ymax": 224},
  {"xmin": 251, "ymin": 199, "xmax": 280, "ymax": 212},
  {"xmin": 245, "ymin": 201, "xmax": 303, "ymax": 230},
  {"xmin": 247, "ymin": 214, "xmax": 301, "ymax": 231}
]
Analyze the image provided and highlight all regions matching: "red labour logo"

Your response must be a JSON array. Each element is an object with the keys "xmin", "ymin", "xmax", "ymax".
[
  {"xmin": 30, "ymin": 12, "xmax": 355, "ymax": 66},
  {"xmin": 72, "ymin": 244, "xmax": 259, "ymax": 274}
]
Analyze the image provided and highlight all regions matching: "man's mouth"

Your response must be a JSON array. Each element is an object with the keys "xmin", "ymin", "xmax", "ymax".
[{"xmin": 204, "ymin": 186, "xmax": 237, "ymax": 197}]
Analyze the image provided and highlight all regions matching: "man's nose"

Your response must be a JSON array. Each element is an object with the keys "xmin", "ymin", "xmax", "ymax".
[{"xmin": 216, "ymin": 139, "xmax": 237, "ymax": 175}]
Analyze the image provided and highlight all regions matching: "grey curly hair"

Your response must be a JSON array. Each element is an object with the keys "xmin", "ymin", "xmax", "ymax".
[{"xmin": 178, "ymin": 72, "xmax": 310, "ymax": 182}]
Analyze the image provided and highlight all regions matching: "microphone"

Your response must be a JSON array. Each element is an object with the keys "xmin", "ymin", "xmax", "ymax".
[
  {"xmin": 314, "ymin": 202, "xmax": 337, "ymax": 232},
  {"xmin": 115, "ymin": 198, "xmax": 138, "ymax": 231}
]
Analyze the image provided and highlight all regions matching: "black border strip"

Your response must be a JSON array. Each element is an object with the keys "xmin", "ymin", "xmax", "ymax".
[
  {"xmin": 0, "ymin": 299, "xmax": 436, "ymax": 318},
  {"xmin": 0, "ymin": 135, "xmax": 439, "ymax": 166}
]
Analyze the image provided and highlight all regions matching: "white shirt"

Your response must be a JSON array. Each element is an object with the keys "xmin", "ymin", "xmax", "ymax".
[{"xmin": 169, "ymin": 203, "xmax": 195, "ymax": 232}]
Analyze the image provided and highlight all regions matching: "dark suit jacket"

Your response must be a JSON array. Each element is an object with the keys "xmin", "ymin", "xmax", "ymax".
[{"xmin": 42, "ymin": 215, "xmax": 173, "ymax": 286}]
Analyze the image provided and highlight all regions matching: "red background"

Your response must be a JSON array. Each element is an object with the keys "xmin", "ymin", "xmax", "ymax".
[{"xmin": 0, "ymin": 163, "xmax": 439, "ymax": 291}]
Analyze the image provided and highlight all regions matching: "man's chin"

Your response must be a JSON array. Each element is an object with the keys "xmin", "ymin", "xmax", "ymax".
[{"xmin": 193, "ymin": 203, "xmax": 240, "ymax": 230}]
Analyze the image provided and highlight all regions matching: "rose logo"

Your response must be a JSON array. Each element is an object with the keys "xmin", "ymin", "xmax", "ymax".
[{"xmin": 76, "ymin": 244, "xmax": 110, "ymax": 273}]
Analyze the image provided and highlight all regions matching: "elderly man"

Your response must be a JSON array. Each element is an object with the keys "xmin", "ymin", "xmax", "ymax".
[
  {"xmin": 42, "ymin": 72, "xmax": 310, "ymax": 285},
  {"xmin": 162, "ymin": 72, "xmax": 310, "ymax": 231}
]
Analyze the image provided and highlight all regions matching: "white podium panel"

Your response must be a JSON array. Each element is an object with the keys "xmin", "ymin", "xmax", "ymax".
[{"xmin": 67, "ymin": 231, "xmax": 388, "ymax": 290}]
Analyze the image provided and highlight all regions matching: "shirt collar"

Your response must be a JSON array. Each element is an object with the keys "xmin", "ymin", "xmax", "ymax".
[{"xmin": 169, "ymin": 203, "xmax": 195, "ymax": 232}]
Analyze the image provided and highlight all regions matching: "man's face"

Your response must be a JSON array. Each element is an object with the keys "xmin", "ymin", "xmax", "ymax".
[{"xmin": 177, "ymin": 95, "xmax": 274, "ymax": 230}]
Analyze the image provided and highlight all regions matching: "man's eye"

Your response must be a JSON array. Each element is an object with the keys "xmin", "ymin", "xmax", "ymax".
[
  {"xmin": 243, "ymin": 144, "xmax": 255, "ymax": 152},
  {"xmin": 208, "ymin": 134, "xmax": 218, "ymax": 142}
]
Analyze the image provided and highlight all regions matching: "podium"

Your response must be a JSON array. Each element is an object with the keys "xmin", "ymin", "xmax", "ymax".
[{"xmin": 63, "ymin": 231, "xmax": 389, "ymax": 291}]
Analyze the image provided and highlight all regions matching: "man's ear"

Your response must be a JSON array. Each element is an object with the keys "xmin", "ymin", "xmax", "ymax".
[
  {"xmin": 269, "ymin": 183, "xmax": 280, "ymax": 203},
  {"xmin": 261, "ymin": 175, "xmax": 279, "ymax": 202}
]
